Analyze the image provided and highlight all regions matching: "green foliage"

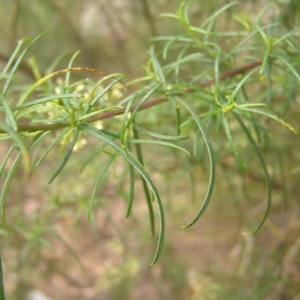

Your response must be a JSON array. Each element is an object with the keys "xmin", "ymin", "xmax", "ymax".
[{"xmin": 0, "ymin": 1, "xmax": 299, "ymax": 298}]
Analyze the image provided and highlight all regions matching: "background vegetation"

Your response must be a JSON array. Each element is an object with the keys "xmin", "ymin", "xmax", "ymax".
[{"xmin": 0, "ymin": 0, "xmax": 300, "ymax": 299}]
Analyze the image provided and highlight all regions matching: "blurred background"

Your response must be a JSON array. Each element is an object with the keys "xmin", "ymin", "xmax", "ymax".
[{"xmin": 0, "ymin": 0, "xmax": 300, "ymax": 299}]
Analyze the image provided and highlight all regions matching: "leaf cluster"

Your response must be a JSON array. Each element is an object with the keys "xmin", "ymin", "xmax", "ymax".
[{"xmin": 0, "ymin": 1, "xmax": 299, "ymax": 267}]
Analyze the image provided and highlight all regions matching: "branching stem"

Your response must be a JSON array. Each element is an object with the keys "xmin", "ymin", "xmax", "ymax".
[{"xmin": 1, "ymin": 60, "xmax": 262, "ymax": 134}]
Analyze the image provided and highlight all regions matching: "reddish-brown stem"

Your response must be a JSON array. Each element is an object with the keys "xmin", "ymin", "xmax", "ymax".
[{"xmin": 2, "ymin": 60, "xmax": 262, "ymax": 134}]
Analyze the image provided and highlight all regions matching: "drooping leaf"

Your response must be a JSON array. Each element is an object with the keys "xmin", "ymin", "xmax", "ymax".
[
  {"xmin": 234, "ymin": 112, "xmax": 271, "ymax": 235},
  {"xmin": 0, "ymin": 93, "xmax": 18, "ymax": 132},
  {"xmin": 32, "ymin": 127, "xmax": 72, "ymax": 172},
  {"xmin": 0, "ymin": 152, "xmax": 23, "ymax": 221},
  {"xmin": 237, "ymin": 107, "xmax": 297, "ymax": 134},
  {"xmin": 132, "ymin": 125, "xmax": 155, "ymax": 236},
  {"xmin": 176, "ymin": 98, "xmax": 215, "ymax": 228},
  {"xmin": 88, "ymin": 155, "xmax": 116, "ymax": 221},
  {"xmin": 48, "ymin": 128, "xmax": 80, "ymax": 183},
  {"xmin": 221, "ymin": 114, "xmax": 248, "ymax": 172},
  {"xmin": 78, "ymin": 122, "xmax": 164, "ymax": 264}
]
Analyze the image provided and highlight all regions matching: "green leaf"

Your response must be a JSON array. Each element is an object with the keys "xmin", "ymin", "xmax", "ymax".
[
  {"xmin": 119, "ymin": 94, "xmax": 137, "ymax": 148},
  {"xmin": 230, "ymin": 68, "xmax": 260, "ymax": 99},
  {"xmin": 234, "ymin": 113, "xmax": 271, "ymax": 235},
  {"xmin": 78, "ymin": 122, "xmax": 164, "ymax": 264},
  {"xmin": 158, "ymin": 13, "xmax": 181, "ymax": 21},
  {"xmin": 13, "ymin": 93, "xmax": 83, "ymax": 111},
  {"xmin": 148, "ymin": 47, "xmax": 166, "ymax": 84},
  {"xmin": 0, "ymin": 39, "xmax": 24, "ymax": 81},
  {"xmin": 221, "ymin": 114, "xmax": 248, "ymax": 172},
  {"xmin": 90, "ymin": 74, "xmax": 126, "ymax": 108},
  {"xmin": 0, "ymin": 145, "xmax": 14, "ymax": 178},
  {"xmin": 277, "ymin": 56, "xmax": 300, "ymax": 83},
  {"xmin": 0, "ymin": 93, "xmax": 18, "ymax": 132},
  {"xmin": 176, "ymin": 98, "xmax": 215, "ymax": 228},
  {"xmin": 126, "ymin": 160, "xmax": 135, "ymax": 218},
  {"xmin": 132, "ymin": 124, "xmax": 188, "ymax": 141},
  {"xmin": 32, "ymin": 127, "xmax": 72, "ymax": 172},
  {"xmin": 2, "ymin": 32, "xmax": 49, "ymax": 96},
  {"xmin": 0, "ymin": 122, "xmax": 31, "ymax": 174},
  {"xmin": 48, "ymin": 128, "xmax": 80, "ymax": 183},
  {"xmin": 78, "ymin": 106, "xmax": 123, "ymax": 122},
  {"xmin": 88, "ymin": 156, "xmax": 116, "ymax": 221},
  {"xmin": 132, "ymin": 125, "xmax": 155, "ymax": 236},
  {"xmin": 65, "ymin": 51, "xmax": 81, "ymax": 87},
  {"xmin": 236, "ymin": 107, "xmax": 297, "ymax": 134},
  {"xmin": 0, "ymin": 152, "xmax": 22, "ymax": 221},
  {"xmin": 79, "ymin": 144, "xmax": 108, "ymax": 173},
  {"xmin": 128, "ymin": 139, "xmax": 190, "ymax": 156},
  {"xmin": 0, "ymin": 253, "xmax": 6, "ymax": 300},
  {"xmin": 131, "ymin": 83, "xmax": 163, "ymax": 119},
  {"xmin": 120, "ymin": 83, "xmax": 162, "ymax": 147},
  {"xmin": 200, "ymin": 2, "xmax": 238, "ymax": 28}
]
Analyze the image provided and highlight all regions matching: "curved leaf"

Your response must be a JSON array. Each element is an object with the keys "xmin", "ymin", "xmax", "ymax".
[
  {"xmin": 32, "ymin": 127, "xmax": 72, "ymax": 172},
  {"xmin": 133, "ymin": 124, "xmax": 189, "ymax": 141},
  {"xmin": 237, "ymin": 107, "xmax": 297, "ymax": 134},
  {"xmin": 2, "ymin": 31, "xmax": 49, "ymax": 95},
  {"xmin": 128, "ymin": 139, "xmax": 190, "ymax": 156},
  {"xmin": 0, "ymin": 153, "xmax": 23, "ymax": 221},
  {"xmin": 176, "ymin": 98, "xmax": 215, "ymax": 228},
  {"xmin": 48, "ymin": 128, "xmax": 80, "ymax": 183},
  {"xmin": 88, "ymin": 156, "xmax": 116, "ymax": 221},
  {"xmin": 132, "ymin": 126, "xmax": 155, "ymax": 236},
  {"xmin": 78, "ymin": 122, "xmax": 164, "ymax": 264},
  {"xmin": 234, "ymin": 112, "xmax": 271, "ymax": 235},
  {"xmin": 221, "ymin": 114, "xmax": 248, "ymax": 172},
  {"xmin": 13, "ymin": 93, "xmax": 83, "ymax": 111}
]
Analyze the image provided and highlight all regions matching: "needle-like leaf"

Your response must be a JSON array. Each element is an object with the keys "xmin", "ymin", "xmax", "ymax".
[
  {"xmin": 78, "ymin": 122, "xmax": 164, "ymax": 264},
  {"xmin": 234, "ymin": 113, "xmax": 271, "ymax": 235},
  {"xmin": 48, "ymin": 128, "xmax": 80, "ymax": 183},
  {"xmin": 176, "ymin": 98, "xmax": 215, "ymax": 228}
]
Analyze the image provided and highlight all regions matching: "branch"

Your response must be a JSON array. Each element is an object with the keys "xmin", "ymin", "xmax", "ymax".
[{"xmin": 1, "ymin": 60, "xmax": 262, "ymax": 134}]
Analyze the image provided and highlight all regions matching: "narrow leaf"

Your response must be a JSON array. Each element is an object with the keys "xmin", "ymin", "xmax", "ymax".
[
  {"xmin": 0, "ymin": 122, "xmax": 31, "ymax": 174},
  {"xmin": 132, "ymin": 124, "xmax": 188, "ymax": 141},
  {"xmin": 237, "ymin": 107, "xmax": 297, "ymax": 134},
  {"xmin": 2, "ymin": 32, "xmax": 49, "ymax": 95},
  {"xmin": 132, "ymin": 126, "xmax": 155, "ymax": 236},
  {"xmin": 78, "ymin": 122, "xmax": 164, "ymax": 264},
  {"xmin": 201, "ymin": 2, "xmax": 238, "ymax": 28},
  {"xmin": 0, "ymin": 145, "xmax": 14, "ymax": 178},
  {"xmin": 13, "ymin": 94, "xmax": 83, "ymax": 111},
  {"xmin": 0, "ymin": 253, "xmax": 6, "ymax": 300},
  {"xmin": 32, "ymin": 127, "xmax": 72, "ymax": 172},
  {"xmin": 0, "ymin": 39, "xmax": 24, "ymax": 81},
  {"xmin": 90, "ymin": 74, "xmax": 126, "ymax": 108},
  {"xmin": 0, "ymin": 153, "xmax": 22, "ymax": 219},
  {"xmin": 234, "ymin": 112, "xmax": 271, "ymax": 235},
  {"xmin": 128, "ymin": 139, "xmax": 190, "ymax": 156},
  {"xmin": 65, "ymin": 51, "xmax": 81, "ymax": 86},
  {"xmin": 48, "ymin": 128, "xmax": 80, "ymax": 183},
  {"xmin": 80, "ymin": 144, "xmax": 108, "ymax": 173},
  {"xmin": 126, "ymin": 161, "xmax": 135, "ymax": 218},
  {"xmin": 0, "ymin": 93, "xmax": 18, "ymax": 132},
  {"xmin": 88, "ymin": 156, "xmax": 116, "ymax": 221},
  {"xmin": 16, "ymin": 67, "xmax": 107, "ymax": 108},
  {"xmin": 176, "ymin": 98, "xmax": 215, "ymax": 228},
  {"xmin": 221, "ymin": 114, "xmax": 248, "ymax": 172},
  {"xmin": 148, "ymin": 47, "xmax": 166, "ymax": 84}
]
